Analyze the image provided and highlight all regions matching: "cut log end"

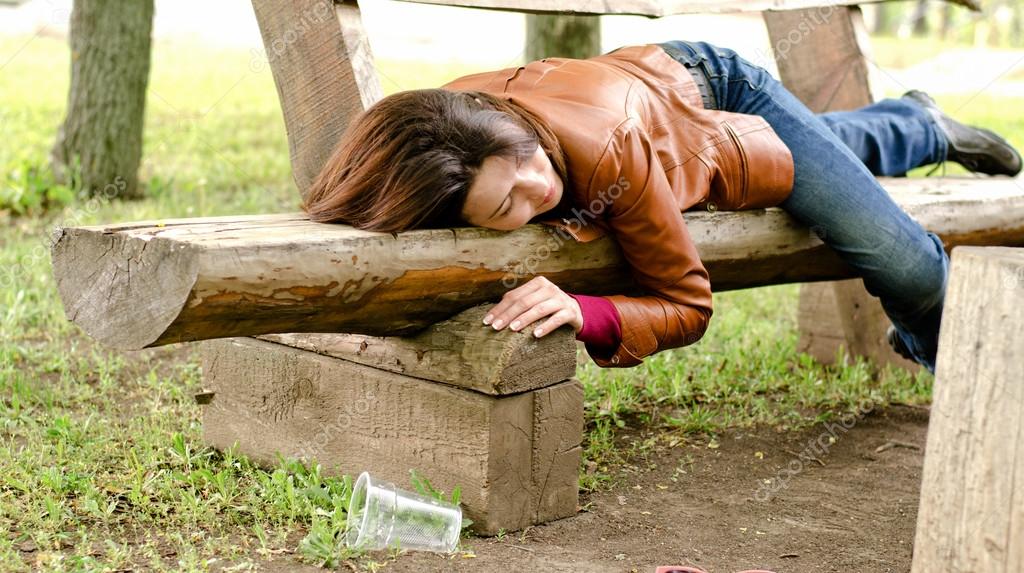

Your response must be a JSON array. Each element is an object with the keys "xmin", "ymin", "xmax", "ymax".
[{"xmin": 50, "ymin": 226, "xmax": 199, "ymax": 350}]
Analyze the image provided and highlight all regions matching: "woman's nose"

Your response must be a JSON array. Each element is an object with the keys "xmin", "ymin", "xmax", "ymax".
[
  {"xmin": 528, "ymin": 172, "xmax": 548, "ymax": 195},
  {"xmin": 516, "ymin": 171, "xmax": 546, "ymax": 199}
]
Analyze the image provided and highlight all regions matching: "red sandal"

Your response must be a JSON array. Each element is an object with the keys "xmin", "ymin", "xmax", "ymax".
[{"xmin": 656, "ymin": 568, "xmax": 778, "ymax": 573}]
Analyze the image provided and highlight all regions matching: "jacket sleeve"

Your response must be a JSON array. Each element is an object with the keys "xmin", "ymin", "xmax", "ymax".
[
  {"xmin": 583, "ymin": 118, "xmax": 714, "ymax": 368},
  {"xmin": 566, "ymin": 293, "xmax": 622, "ymax": 360}
]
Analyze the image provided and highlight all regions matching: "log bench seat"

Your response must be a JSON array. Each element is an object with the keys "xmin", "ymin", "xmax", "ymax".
[
  {"xmin": 50, "ymin": 0, "xmax": 1020, "ymax": 534},
  {"xmin": 51, "ymin": 177, "xmax": 1024, "ymax": 351}
]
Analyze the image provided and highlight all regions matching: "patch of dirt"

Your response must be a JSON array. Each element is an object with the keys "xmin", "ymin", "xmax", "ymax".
[
  {"xmin": 384, "ymin": 405, "xmax": 930, "ymax": 573},
  {"xmin": 58, "ymin": 402, "xmax": 927, "ymax": 573}
]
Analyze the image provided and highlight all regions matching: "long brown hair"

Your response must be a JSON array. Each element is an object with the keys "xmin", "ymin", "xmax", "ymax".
[{"xmin": 303, "ymin": 89, "xmax": 569, "ymax": 232}]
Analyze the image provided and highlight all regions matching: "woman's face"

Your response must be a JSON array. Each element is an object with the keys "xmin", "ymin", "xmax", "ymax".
[{"xmin": 461, "ymin": 143, "xmax": 564, "ymax": 231}]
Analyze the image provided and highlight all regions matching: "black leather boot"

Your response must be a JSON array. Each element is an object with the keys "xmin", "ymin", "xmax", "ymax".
[{"xmin": 901, "ymin": 89, "xmax": 1022, "ymax": 177}]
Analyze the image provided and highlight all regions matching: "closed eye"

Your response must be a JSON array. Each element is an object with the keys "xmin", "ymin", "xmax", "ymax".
[{"xmin": 500, "ymin": 154, "xmax": 526, "ymax": 218}]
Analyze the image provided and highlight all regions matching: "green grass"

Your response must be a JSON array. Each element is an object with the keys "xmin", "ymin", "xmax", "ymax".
[{"xmin": 1, "ymin": 32, "xmax": 1020, "ymax": 570}]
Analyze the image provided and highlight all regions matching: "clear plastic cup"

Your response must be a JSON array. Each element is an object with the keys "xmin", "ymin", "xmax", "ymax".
[{"xmin": 344, "ymin": 471, "xmax": 463, "ymax": 553}]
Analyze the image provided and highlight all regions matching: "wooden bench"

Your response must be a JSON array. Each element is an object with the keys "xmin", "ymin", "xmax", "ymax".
[
  {"xmin": 911, "ymin": 246, "xmax": 1024, "ymax": 572},
  {"xmin": 50, "ymin": 0, "xmax": 1024, "ymax": 535}
]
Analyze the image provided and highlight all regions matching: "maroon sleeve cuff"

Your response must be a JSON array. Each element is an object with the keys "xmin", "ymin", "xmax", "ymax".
[{"xmin": 567, "ymin": 293, "xmax": 622, "ymax": 360}]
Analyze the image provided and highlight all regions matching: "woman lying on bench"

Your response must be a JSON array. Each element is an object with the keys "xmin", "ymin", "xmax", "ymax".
[{"xmin": 301, "ymin": 39, "xmax": 1022, "ymax": 375}]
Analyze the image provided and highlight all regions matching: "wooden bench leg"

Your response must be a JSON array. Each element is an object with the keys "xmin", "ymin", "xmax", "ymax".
[
  {"xmin": 198, "ymin": 310, "xmax": 583, "ymax": 535},
  {"xmin": 251, "ymin": 0, "xmax": 382, "ymax": 196},
  {"xmin": 798, "ymin": 280, "xmax": 923, "ymax": 374},
  {"xmin": 911, "ymin": 246, "xmax": 1024, "ymax": 572}
]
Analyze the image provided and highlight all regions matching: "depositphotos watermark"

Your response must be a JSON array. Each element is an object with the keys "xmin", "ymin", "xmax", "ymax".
[
  {"xmin": 746, "ymin": 5, "xmax": 839, "ymax": 70},
  {"xmin": 249, "ymin": 0, "xmax": 335, "ymax": 73},
  {"xmin": 292, "ymin": 389, "xmax": 376, "ymax": 460},
  {"xmin": 753, "ymin": 399, "xmax": 875, "ymax": 502},
  {"xmin": 501, "ymin": 175, "xmax": 631, "ymax": 289},
  {"xmin": 1002, "ymin": 266, "xmax": 1024, "ymax": 290},
  {"xmin": 0, "ymin": 175, "xmax": 127, "ymax": 291}
]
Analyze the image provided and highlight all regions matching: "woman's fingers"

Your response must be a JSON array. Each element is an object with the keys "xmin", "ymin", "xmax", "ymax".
[
  {"xmin": 532, "ymin": 308, "xmax": 578, "ymax": 338},
  {"xmin": 483, "ymin": 276, "xmax": 551, "ymax": 328},
  {"xmin": 483, "ymin": 276, "xmax": 583, "ymax": 337},
  {"xmin": 506, "ymin": 297, "xmax": 561, "ymax": 333}
]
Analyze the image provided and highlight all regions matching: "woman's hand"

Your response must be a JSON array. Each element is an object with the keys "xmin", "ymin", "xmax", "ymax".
[{"xmin": 482, "ymin": 276, "xmax": 583, "ymax": 338}]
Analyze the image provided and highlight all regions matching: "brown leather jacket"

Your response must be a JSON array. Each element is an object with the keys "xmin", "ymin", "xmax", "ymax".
[{"xmin": 442, "ymin": 44, "xmax": 795, "ymax": 368}]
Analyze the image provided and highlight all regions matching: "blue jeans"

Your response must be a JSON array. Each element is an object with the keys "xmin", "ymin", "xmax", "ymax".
[{"xmin": 657, "ymin": 40, "xmax": 951, "ymax": 374}]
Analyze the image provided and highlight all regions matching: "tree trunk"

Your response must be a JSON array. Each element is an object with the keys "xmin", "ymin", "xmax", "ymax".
[
  {"xmin": 912, "ymin": 0, "xmax": 931, "ymax": 36},
  {"xmin": 51, "ymin": 0, "xmax": 154, "ymax": 200},
  {"xmin": 873, "ymin": 3, "xmax": 902, "ymax": 34},
  {"xmin": 988, "ymin": 0, "xmax": 1017, "ymax": 47},
  {"xmin": 1013, "ymin": 1, "xmax": 1023, "ymax": 47},
  {"xmin": 525, "ymin": 14, "xmax": 601, "ymax": 61},
  {"xmin": 940, "ymin": 3, "xmax": 954, "ymax": 39}
]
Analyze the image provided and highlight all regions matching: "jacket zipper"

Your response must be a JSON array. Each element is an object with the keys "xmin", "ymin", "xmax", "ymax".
[{"xmin": 560, "ymin": 218, "xmax": 582, "ymax": 241}]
